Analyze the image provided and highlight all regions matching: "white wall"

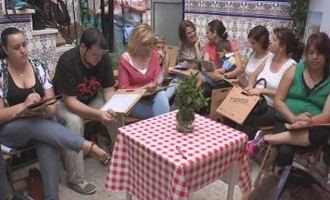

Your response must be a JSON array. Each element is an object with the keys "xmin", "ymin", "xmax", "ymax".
[{"xmin": 308, "ymin": 0, "xmax": 330, "ymax": 35}]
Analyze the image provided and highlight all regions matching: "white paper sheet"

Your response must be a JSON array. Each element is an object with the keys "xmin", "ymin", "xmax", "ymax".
[
  {"xmin": 0, "ymin": 144, "xmax": 14, "ymax": 154},
  {"xmin": 100, "ymin": 93, "xmax": 141, "ymax": 113}
]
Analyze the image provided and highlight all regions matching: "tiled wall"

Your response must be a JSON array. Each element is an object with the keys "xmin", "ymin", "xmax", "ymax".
[
  {"xmin": 0, "ymin": 0, "xmax": 294, "ymax": 69},
  {"xmin": 0, "ymin": 14, "xmax": 58, "ymax": 71},
  {"xmin": 184, "ymin": 0, "xmax": 293, "ymax": 58}
]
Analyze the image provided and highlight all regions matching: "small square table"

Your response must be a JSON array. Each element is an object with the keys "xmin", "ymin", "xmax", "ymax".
[{"xmin": 105, "ymin": 111, "xmax": 251, "ymax": 200}]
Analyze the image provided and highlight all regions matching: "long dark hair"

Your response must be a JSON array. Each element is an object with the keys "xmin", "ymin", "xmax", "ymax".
[
  {"xmin": 248, "ymin": 25, "xmax": 270, "ymax": 50},
  {"xmin": 208, "ymin": 19, "xmax": 228, "ymax": 40},
  {"xmin": 0, "ymin": 27, "xmax": 22, "ymax": 59},
  {"xmin": 273, "ymin": 27, "xmax": 304, "ymax": 62},
  {"xmin": 178, "ymin": 20, "xmax": 196, "ymax": 43}
]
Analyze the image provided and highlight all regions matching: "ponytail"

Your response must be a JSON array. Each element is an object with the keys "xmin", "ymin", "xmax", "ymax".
[
  {"xmin": 208, "ymin": 19, "xmax": 228, "ymax": 40},
  {"xmin": 222, "ymin": 31, "xmax": 228, "ymax": 40},
  {"xmin": 0, "ymin": 43, "xmax": 6, "ymax": 60},
  {"xmin": 274, "ymin": 27, "xmax": 304, "ymax": 62}
]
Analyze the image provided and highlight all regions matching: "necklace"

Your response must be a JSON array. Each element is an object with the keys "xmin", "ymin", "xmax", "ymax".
[{"xmin": 307, "ymin": 68, "xmax": 323, "ymax": 84}]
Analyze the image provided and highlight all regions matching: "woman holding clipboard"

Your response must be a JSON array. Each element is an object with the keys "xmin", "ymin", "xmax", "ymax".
[
  {"xmin": 118, "ymin": 24, "xmax": 170, "ymax": 119},
  {"xmin": 0, "ymin": 27, "xmax": 111, "ymax": 199},
  {"xmin": 248, "ymin": 32, "xmax": 330, "ymax": 173}
]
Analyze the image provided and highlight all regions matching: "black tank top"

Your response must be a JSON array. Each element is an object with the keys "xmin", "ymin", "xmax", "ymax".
[{"xmin": 7, "ymin": 73, "xmax": 44, "ymax": 107}]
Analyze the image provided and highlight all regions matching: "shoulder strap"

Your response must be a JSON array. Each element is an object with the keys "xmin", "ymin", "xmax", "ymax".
[
  {"xmin": 0, "ymin": 59, "xmax": 9, "ymax": 107},
  {"xmin": 253, "ymin": 78, "xmax": 267, "ymax": 89},
  {"xmin": 123, "ymin": 52, "xmax": 134, "ymax": 66}
]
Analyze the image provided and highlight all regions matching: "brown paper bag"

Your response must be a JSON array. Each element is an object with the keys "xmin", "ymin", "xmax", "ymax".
[
  {"xmin": 209, "ymin": 87, "xmax": 232, "ymax": 119},
  {"xmin": 216, "ymin": 86, "xmax": 260, "ymax": 125}
]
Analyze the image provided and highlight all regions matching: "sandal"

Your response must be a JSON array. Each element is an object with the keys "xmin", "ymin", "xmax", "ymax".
[
  {"xmin": 100, "ymin": 152, "xmax": 112, "ymax": 166},
  {"xmin": 87, "ymin": 142, "xmax": 112, "ymax": 166},
  {"xmin": 87, "ymin": 142, "xmax": 95, "ymax": 157}
]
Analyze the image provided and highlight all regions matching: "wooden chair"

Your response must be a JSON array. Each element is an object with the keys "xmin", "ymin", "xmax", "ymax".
[
  {"xmin": 2, "ymin": 145, "xmax": 38, "ymax": 192},
  {"xmin": 254, "ymin": 142, "xmax": 329, "ymax": 187},
  {"xmin": 294, "ymin": 145, "xmax": 329, "ymax": 184},
  {"xmin": 164, "ymin": 45, "xmax": 179, "ymax": 69},
  {"xmin": 253, "ymin": 126, "xmax": 275, "ymax": 188}
]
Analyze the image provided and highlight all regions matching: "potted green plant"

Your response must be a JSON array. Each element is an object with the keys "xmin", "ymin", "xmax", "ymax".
[{"xmin": 174, "ymin": 74, "xmax": 209, "ymax": 133}]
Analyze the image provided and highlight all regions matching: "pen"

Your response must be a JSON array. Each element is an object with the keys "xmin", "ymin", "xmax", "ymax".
[
  {"xmin": 176, "ymin": 146, "xmax": 187, "ymax": 160},
  {"xmin": 221, "ymin": 75, "xmax": 234, "ymax": 85}
]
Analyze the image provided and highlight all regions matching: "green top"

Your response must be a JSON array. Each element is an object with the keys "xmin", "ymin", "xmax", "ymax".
[{"xmin": 279, "ymin": 63, "xmax": 330, "ymax": 119}]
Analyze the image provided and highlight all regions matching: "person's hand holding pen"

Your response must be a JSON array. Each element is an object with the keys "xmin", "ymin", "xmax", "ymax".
[
  {"xmin": 99, "ymin": 109, "xmax": 117, "ymax": 125},
  {"xmin": 24, "ymin": 87, "xmax": 41, "ymax": 107},
  {"xmin": 145, "ymin": 82, "xmax": 157, "ymax": 92}
]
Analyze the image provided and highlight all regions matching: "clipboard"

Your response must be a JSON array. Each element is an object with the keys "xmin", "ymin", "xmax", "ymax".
[
  {"xmin": 216, "ymin": 86, "xmax": 260, "ymax": 125},
  {"xmin": 200, "ymin": 59, "xmax": 215, "ymax": 72},
  {"xmin": 27, "ymin": 95, "xmax": 61, "ymax": 110},
  {"xmin": 285, "ymin": 122, "xmax": 330, "ymax": 130},
  {"xmin": 210, "ymin": 87, "xmax": 232, "ymax": 119},
  {"xmin": 169, "ymin": 67, "xmax": 199, "ymax": 76},
  {"xmin": 143, "ymin": 85, "xmax": 172, "ymax": 96},
  {"xmin": 100, "ymin": 89, "xmax": 146, "ymax": 114},
  {"xmin": 11, "ymin": 95, "xmax": 62, "ymax": 120}
]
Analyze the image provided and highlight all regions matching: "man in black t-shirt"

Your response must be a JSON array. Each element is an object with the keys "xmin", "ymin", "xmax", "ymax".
[{"xmin": 53, "ymin": 28, "xmax": 117, "ymax": 195}]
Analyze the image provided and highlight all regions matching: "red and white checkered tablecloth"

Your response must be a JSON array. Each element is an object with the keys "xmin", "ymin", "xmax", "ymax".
[{"xmin": 105, "ymin": 111, "xmax": 252, "ymax": 200}]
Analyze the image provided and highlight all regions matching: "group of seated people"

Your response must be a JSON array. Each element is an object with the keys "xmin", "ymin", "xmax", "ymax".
[{"xmin": 1, "ymin": 16, "xmax": 330, "ymax": 199}]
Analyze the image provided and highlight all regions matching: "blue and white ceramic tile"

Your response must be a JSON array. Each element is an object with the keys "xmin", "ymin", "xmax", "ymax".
[
  {"xmin": 184, "ymin": 0, "xmax": 292, "ymax": 58},
  {"xmin": 0, "ymin": 14, "xmax": 57, "ymax": 71}
]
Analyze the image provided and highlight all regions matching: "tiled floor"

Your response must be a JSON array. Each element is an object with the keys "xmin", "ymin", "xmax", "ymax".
[{"xmin": 57, "ymin": 158, "xmax": 260, "ymax": 200}]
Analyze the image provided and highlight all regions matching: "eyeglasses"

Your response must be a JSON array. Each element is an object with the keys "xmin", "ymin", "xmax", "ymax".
[{"xmin": 86, "ymin": 48, "xmax": 109, "ymax": 59}]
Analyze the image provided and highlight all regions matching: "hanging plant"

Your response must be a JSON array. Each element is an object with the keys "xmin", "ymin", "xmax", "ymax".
[{"xmin": 289, "ymin": 0, "xmax": 310, "ymax": 42}]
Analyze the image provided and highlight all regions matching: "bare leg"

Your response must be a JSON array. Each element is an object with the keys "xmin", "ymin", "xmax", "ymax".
[
  {"xmin": 265, "ymin": 129, "xmax": 310, "ymax": 146},
  {"xmin": 81, "ymin": 140, "xmax": 109, "ymax": 163},
  {"xmin": 196, "ymin": 74, "xmax": 204, "ymax": 89}
]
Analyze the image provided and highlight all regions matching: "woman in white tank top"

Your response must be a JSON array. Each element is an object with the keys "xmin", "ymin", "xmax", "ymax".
[{"xmin": 224, "ymin": 27, "xmax": 303, "ymax": 139}]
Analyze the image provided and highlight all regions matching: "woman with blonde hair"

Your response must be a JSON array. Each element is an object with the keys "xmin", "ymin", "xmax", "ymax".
[{"xmin": 118, "ymin": 24, "xmax": 170, "ymax": 119}]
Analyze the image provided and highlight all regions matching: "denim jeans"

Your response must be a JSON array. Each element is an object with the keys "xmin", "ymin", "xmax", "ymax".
[
  {"xmin": 129, "ymin": 90, "xmax": 170, "ymax": 119},
  {"xmin": 0, "ymin": 118, "xmax": 84, "ymax": 200},
  {"xmin": 114, "ymin": 23, "xmax": 125, "ymax": 54}
]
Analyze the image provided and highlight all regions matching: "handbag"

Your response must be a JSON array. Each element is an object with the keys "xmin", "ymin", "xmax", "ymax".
[{"xmin": 251, "ymin": 78, "xmax": 268, "ymax": 115}]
